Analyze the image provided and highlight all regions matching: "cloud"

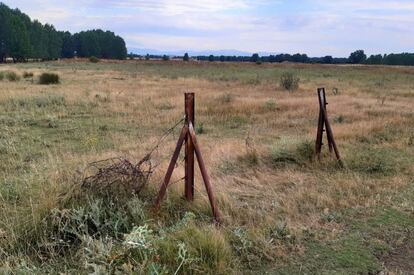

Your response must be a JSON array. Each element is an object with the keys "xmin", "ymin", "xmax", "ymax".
[
  {"xmin": 2, "ymin": 0, "xmax": 413, "ymax": 56},
  {"xmin": 100, "ymin": 0, "xmax": 252, "ymax": 14}
]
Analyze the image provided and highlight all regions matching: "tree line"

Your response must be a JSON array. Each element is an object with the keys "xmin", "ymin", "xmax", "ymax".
[
  {"xmin": 0, "ymin": 3, "xmax": 127, "ymax": 62},
  {"xmin": 192, "ymin": 50, "xmax": 414, "ymax": 66},
  {"xmin": 130, "ymin": 50, "xmax": 414, "ymax": 67}
]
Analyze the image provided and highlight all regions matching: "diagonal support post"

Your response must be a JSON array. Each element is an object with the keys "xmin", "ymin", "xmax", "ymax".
[
  {"xmin": 315, "ymin": 88, "xmax": 343, "ymax": 167},
  {"xmin": 188, "ymin": 123, "xmax": 221, "ymax": 222},
  {"xmin": 155, "ymin": 93, "xmax": 221, "ymax": 223},
  {"xmin": 155, "ymin": 125, "xmax": 188, "ymax": 208}
]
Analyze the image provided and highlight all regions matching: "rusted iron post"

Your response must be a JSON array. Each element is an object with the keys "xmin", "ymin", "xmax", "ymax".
[
  {"xmin": 188, "ymin": 123, "xmax": 221, "ymax": 223},
  {"xmin": 155, "ymin": 126, "xmax": 188, "ymax": 209},
  {"xmin": 315, "ymin": 88, "xmax": 344, "ymax": 167},
  {"xmin": 315, "ymin": 88, "xmax": 325, "ymax": 159},
  {"xmin": 155, "ymin": 93, "xmax": 221, "ymax": 223},
  {"xmin": 320, "ymin": 102, "xmax": 343, "ymax": 167},
  {"xmin": 322, "ymin": 89, "xmax": 334, "ymax": 153},
  {"xmin": 185, "ymin": 93, "xmax": 195, "ymax": 201}
]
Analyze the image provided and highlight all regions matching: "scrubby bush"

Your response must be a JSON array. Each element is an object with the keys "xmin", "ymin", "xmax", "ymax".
[
  {"xmin": 0, "ymin": 71, "xmax": 4, "ymax": 80},
  {"xmin": 39, "ymin": 73, "xmax": 60, "ymax": 85},
  {"xmin": 89, "ymin": 56, "xmax": 100, "ymax": 63},
  {"xmin": 5, "ymin": 71, "xmax": 20, "ymax": 82},
  {"xmin": 280, "ymin": 72, "xmax": 300, "ymax": 91},
  {"xmin": 23, "ymin": 71, "xmax": 34, "ymax": 78}
]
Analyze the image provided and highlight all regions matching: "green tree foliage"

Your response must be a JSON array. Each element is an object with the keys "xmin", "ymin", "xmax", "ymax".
[
  {"xmin": 73, "ymin": 30, "xmax": 127, "ymax": 59},
  {"xmin": 365, "ymin": 54, "xmax": 383, "ymax": 65},
  {"xmin": 183, "ymin": 52, "xmax": 189, "ymax": 61},
  {"xmin": 0, "ymin": 3, "xmax": 127, "ymax": 62},
  {"xmin": 348, "ymin": 50, "xmax": 367, "ymax": 64},
  {"xmin": 251, "ymin": 53, "xmax": 260, "ymax": 63},
  {"xmin": 322, "ymin": 56, "xmax": 333, "ymax": 64}
]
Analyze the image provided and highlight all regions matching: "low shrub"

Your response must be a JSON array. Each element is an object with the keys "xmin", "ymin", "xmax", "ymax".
[
  {"xmin": 23, "ymin": 71, "xmax": 34, "ymax": 78},
  {"xmin": 0, "ymin": 71, "xmax": 4, "ymax": 80},
  {"xmin": 280, "ymin": 72, "xmax": 300, "ymax": 91},
  {"xmin": 39, "ymin": 73, "xmax": 60, "ymax": 85},
  {"xmin": 5, "ymin": 71, "xmax": 20, "ymax": 82},
  {"xmin": 89, "ymin": 56, "xmax": 100, "ymax": 63}
]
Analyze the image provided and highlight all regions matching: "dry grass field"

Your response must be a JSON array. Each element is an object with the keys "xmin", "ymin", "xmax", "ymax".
[{"xmin": 0, "ymin": 60, "xmax": 413, "ymax": 274}]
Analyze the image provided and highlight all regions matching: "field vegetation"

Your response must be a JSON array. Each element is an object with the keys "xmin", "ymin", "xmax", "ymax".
[{"xmin": 0, "ymin": 60, "xmax": 413, "ymax": 274}]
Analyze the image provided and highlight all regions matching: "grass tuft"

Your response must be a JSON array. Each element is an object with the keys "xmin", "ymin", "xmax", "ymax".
[
  {"xmin": 347, "ymin": 147, "xmax": 401, "ymax": 176},
  {"xmin": 23, "ymin": 71, "xmax": 34, "ymax": 78},
  {"xmin": 280, "ymin": 72, "xmax": 300, "ymax": 91},
  {"xmin": 269, "ymin": 139, "xmax": 314, "ymax": 167},
  {"xmin": 39, "ymin": 73, "xmax": 60, "ymax": 85},
  {"xmin": 89, "ymin": 56, "xmax": 100, "ymax": 63},
  {"xmin": 3, "ymin": 71, "xmax": 21, "ymax": 82}
]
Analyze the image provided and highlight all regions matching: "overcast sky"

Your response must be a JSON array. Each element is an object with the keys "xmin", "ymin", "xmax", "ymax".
[{"xmin": 3, "ymin": 0, "xmax": 414, "ymax": 56}]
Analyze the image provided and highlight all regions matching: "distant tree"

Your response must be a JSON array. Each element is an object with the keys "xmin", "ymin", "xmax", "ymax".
[
  {"xmin": 251, "ymin": 53, "xmax": 260, "ymax": 63},
  {"xmin": 183, "ymin": 52, "xmax": 189, "ymax": 61},
  {"xmin": 219, "ymin": 55, "xmax": 225, "ymax": 62},
  {"xmin": 162, "ymin": 54, "xmax": 169, "ymax": 61},
  {"xmin": 322, "ymin": 55, "xmax": 333, "ymax": 64},
  {"xmin": 292, "ymin": 53, "xmax": 308, "ymax": 63},
  {"xmin": 348, "ymin": 50, "xmax": 367, "ymax": 64},
  {"xmin": 365, "ymin": 54, "xmax": 383, "ymax": 65},
  {"xmin": 208, "ymin": 55, "xmax": 214, "ymax": 62},
  {"xmin": 0, "ymin": 3, "xmax": 127, "ymax": 61},
  {"xmin": 0, "ymin": 40, "xmax": 6, "ymax": 62},
  {"xmin": 61, "ymin": 31, "xmax": 74, "ymax": 58}
]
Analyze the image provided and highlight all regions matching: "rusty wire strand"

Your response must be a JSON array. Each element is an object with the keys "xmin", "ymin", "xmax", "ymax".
[{"xmin": 81, "ymin": 117, "xmax": 185, "ymax": 195}]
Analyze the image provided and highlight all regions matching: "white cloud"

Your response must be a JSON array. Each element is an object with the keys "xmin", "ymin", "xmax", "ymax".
[{"xmin": 2, "ymin": 0, "xmax": 413, "ymax": 56}]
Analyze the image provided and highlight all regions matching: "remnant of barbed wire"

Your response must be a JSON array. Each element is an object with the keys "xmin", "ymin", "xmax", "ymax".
[
  {"xmin": 146, "ymin": 117, "xmax": 185, "ymax": 158},
  {"xmin": 82, "ymin": 157, "xmax": 152, "ymax": 195},
  {"xmin": 81, "ymin": 117, "xmax": 185, "ymax": 195}
]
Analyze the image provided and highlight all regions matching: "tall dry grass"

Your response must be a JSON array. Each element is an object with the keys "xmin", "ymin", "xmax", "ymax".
[{"xmin": 0, "ymin": 60, "xmax": 413, "ymax": 273}]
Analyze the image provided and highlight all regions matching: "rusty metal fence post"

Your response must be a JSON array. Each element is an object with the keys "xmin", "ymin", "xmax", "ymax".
[
  {"xmin": 155, "ymin": 93, "xmax": 221, "ymax": 223},
  {"xmin": 185, "ymin": 93, "xmax": 195, "ymax": 201},
  {"xmin": 315, "ymin": 88, "xmax": 343, "ymax": 167}
]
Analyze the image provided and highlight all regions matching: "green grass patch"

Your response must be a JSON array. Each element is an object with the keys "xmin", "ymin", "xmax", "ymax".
[
  {"xmin": 347, "ymin": 147, "xmax": 407, "ymax": 176},
  {"xmin": 268, "ymin": 138, "xmax": 314, "ymax": 167}
]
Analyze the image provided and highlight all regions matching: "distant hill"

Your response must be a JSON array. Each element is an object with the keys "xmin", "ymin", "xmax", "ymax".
[{"xmin": 0, "ymin": 2, "xmax": 127, "ymax": 62}]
